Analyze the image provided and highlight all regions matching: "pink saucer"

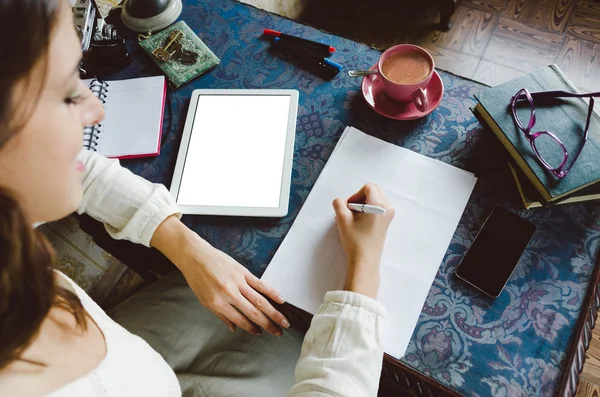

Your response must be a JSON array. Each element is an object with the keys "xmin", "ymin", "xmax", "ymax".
[{"xmin": 361, "ymin": 66, "xmax": 444, "ymax": 120}]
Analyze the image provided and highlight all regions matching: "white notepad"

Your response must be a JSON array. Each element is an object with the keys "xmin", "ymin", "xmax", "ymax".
[
  {"xmin": 261, "ymin": 126, "xmax": 477, "ymax": 359},
  {"xmin": 82, "ymin": 76, "xmax": 167, "ymax": 159}
]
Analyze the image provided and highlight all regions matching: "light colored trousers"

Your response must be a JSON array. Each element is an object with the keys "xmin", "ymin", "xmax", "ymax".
[{"xmin": 109, "ymin": 271, "xmax": 304, "ymax": 397}]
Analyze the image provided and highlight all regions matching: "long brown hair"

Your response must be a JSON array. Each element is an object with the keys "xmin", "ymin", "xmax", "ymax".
[{"xmin": 0, "ymin": 0, "xmax": 87, "ymax": 370}]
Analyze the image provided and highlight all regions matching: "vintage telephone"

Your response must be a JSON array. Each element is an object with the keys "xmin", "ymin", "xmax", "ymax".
[
  {"xmin": 121, "ymin": 0, "xmax": 183, "ymax": 33},
  {"xmin": 71, "ymin": 0, "xmax": 130, "ymax": 77}
]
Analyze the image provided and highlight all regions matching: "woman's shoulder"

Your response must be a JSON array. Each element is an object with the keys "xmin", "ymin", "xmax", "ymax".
[
  {"xmin": 0, "ymin": 272, "xmax": 108, "ymax": 396},
  {"xmin": 54, "ymin": 270, "xmax": 106, "ymax": 319}
]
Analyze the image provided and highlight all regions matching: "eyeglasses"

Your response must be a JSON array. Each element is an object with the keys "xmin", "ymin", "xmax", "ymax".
[{"xmin": 510, "ymin": 88, "xmax": 598, "ymax": 179}]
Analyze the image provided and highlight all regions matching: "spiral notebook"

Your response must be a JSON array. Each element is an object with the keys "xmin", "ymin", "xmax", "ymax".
[{"xmin": 83, "ymin": 76, "xmax": 167, "ymax": 159}]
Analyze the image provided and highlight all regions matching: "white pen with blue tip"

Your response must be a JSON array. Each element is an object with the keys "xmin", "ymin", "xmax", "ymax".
[{"xmin": 347, "ymin": 203, "xmax": 387, "ymax": 215}]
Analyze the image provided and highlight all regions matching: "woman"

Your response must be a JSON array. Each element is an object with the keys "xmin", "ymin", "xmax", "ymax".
[{"xmin": 0, "ymin": 0, "xmax": 395, "ymax": 396}]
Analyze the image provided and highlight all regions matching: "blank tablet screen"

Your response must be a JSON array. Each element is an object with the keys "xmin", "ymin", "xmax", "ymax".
[{"xmin": 176, "ymin": 95, "xmax": 292, "ymax": 208}]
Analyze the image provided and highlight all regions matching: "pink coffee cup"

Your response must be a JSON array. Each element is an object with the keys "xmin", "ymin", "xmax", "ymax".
[{"xmin": 377, "ymin": 44, "xmax": 435, "ymax": 112}]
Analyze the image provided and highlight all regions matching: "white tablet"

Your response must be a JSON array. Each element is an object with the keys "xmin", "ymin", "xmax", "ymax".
[{"xmin": 170, "ymin": 89, "xmax": 299, "ymax": 217}]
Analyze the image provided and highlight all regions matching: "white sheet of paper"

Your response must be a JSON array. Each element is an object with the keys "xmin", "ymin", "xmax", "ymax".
[{"xmin": 261, "ymin": 126, "xmax": 477, "ymax": 359}]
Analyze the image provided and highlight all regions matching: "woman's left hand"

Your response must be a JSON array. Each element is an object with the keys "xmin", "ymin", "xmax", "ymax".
[{"xmin": 151, "ymin": 216, "xmax": 290, "ymax": 336}]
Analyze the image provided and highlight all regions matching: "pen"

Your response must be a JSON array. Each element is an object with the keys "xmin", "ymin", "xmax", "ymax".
[
  {"xmin": 264, "ymin": 28, "xmax": 336, "ymax": 56},
  {"xmin": 273, "ymin": 37, "xmax": 342, "ymax": 73},
  {"xmin": 278, "ymin": 35, "xmax": 333, "ymax": 58},
  {"xmin": 347, "ymin": 203, "xmax": 387, "ymax": 215}
]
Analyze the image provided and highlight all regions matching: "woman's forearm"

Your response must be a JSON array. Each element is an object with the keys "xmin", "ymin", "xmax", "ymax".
[{"xmin": 150, "ymin": 215, "xmax": 214, "ymax": 273}]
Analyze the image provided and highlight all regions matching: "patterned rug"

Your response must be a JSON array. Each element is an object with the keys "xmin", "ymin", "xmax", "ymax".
[{"xmin": 40, "ymin": 216, "xmax": 122, "ymax": 291}]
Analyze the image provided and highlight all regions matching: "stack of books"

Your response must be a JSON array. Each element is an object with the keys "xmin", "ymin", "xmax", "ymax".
[{"xmin": 473, "ymin": 64, "xmax": 600, "ymax": 209}]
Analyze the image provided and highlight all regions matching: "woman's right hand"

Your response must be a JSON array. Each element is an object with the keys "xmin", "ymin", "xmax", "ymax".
[{"xmin": 333, "ymin": 183, "xmax": 395, "ymax": 299}]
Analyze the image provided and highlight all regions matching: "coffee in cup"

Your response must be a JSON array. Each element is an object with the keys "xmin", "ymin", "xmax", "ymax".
[
  {"xmin": 376, "ymin": 44, "xmax": 435, "ymax": 112},
  {"xmin": 381, "ymin": 52, "xmax": 432, "ymax": 85}
]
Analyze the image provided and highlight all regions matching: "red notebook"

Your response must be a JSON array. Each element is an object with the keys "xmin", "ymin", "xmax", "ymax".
[{"xmin": 82, "ymin": 76, "xmax": 167, "ymax": 159}]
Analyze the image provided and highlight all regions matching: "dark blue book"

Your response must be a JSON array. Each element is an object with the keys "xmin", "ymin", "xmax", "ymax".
[{"xmin": 474, "ymin": 64, "xmax": 600, "ymax": 203}]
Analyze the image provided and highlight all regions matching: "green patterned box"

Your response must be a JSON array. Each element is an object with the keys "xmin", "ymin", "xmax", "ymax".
[{"xmin": 139, "ymin": 21, "xmax": 220, "ymax": 88}]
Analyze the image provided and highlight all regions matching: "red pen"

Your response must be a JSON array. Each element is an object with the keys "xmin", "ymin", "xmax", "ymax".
[{"xmin": 264, "ymin": 29, "xmax": 336, "ymax": 58}]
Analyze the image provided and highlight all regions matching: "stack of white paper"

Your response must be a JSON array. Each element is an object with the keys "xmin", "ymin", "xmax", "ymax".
[{"xmin": 262, "ymin": 126, "xmax": 477, "ymax": 358}]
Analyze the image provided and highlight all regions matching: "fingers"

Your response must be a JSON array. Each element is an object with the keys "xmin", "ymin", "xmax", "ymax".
[
  {"xmin": 345, "ymin": 183, "xmax": 394, "ymax": 218},
  {"xmin": 235, "ymin": 293, "xmax": 284, "ymax": 336},
  {"xmin": 241, "ymin": 284, "xmax": 289, "ymax": 332},
  {"xmin": 221, "ymin": 304, "xmax": 263, "ymax": 336},
  {"xmin": 332, "ymin": 197, "xmax": 353, "ymax": 223},
  {"xmin": 246, "ymin": 274, "xmax": 285, "ymax": 304},
  {"xmin": 362, "ymin": 183, "xmax": 385, "ymax": 205},
  {"xmin": 244, "ymin": 275, "xmax": 290, "ymax": 330},
  {"xmin": 335, "ymin": 183, "xmax": 389, "ymax": 221},
  {"xmin": 347, "ymin": 183, "xmax": 384, "ymax": 206},
  {"xmin": 216, "ymin": 313, "xmax": 237, "ymax": 333},
  {"xmin": 346, "ymin": 185, "xmax": 368, "ymax": 204},
  {"xmin": 371, "ymin": 184, "xmax": 394, "ymax": 213}
]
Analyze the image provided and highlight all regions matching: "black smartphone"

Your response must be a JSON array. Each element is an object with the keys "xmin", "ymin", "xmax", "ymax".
[{"xmin": 455, "ymin": 206, "xmax": 536, "ymax": 298}]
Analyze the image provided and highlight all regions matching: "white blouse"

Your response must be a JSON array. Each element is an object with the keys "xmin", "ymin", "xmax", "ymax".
[
  {"xmin": 46, "ymin": 150, "xmax": 386, "ymax": 397},
  {"xmin": 47, "ymin": 271, "xmax": 182, "ymax": 397}
]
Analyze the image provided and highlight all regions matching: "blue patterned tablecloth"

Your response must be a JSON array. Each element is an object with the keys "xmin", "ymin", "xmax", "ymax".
[{"xmin": 106, "ymin": 1, "xmax": 600, "ymax": 395}]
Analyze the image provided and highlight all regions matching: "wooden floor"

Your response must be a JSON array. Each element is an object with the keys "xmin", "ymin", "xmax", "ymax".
[
  {"xmin": 99, "ymin": 0, "xmax": 600, "ymax": 395},
  {"xmin": 581, "ymin": 327, "xmax": 600, "ymax": 397},
  {"xmin": 297, "ymin": 0, "xmax": 600, "ymax": 91}
]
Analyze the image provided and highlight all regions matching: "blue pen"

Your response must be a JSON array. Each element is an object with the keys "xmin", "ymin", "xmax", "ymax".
[{"xmin": 273, "ymin": 37, "xmax": 343, "ymax": 73}]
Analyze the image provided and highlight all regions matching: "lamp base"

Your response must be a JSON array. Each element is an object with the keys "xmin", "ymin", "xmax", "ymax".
[{"xmin": 121, "ymin": 0, "xmax": 182, "ymax": 33}]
